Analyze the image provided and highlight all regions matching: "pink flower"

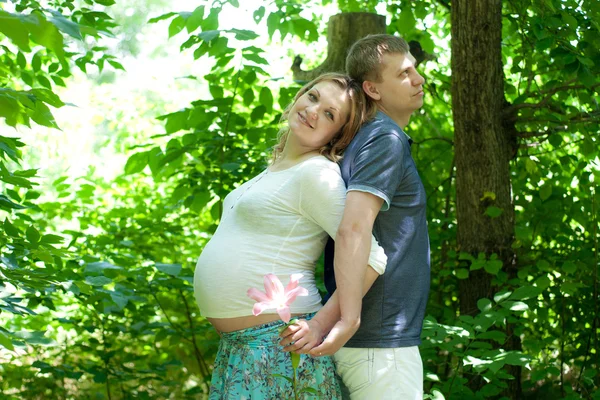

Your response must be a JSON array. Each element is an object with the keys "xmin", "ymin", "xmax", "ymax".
[{"xmin": 247, "ymin": 274, "xmax": 309, "ymax": 323}]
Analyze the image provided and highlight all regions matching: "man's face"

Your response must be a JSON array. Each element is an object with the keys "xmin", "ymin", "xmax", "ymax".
[{"xmin": 366, "ymin": 52, "xmax": 425, "ymax": 127}]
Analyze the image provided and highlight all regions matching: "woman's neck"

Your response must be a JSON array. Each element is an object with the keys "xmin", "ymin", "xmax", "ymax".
[{"xmin": 272, "ymin": 141, "xmax": 320, "ymax": 172}]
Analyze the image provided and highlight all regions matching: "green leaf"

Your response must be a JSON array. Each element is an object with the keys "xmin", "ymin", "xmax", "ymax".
[
  {"xmin": 27, "ymin": 14, "xmax": 66, "ymax": 61},
  {"xmin": 155, "ymin": 263, "xmax": 182, "ymax": 276},
  {"xmin": 3, "ymin": 219, "xmax": 21, "ymax": 237},
  {"xmin": 577, "ymin": 56, "xmax": 594, "ymax": 67},
  {"xmin": 577, "ymin": 67, "xmax": 597, "ymax": 89},
  {"xmin": 0, "ymin": 11, "xmax": 31, "ymax": 50},
  {"xmin": 85, "ymin": 261, "xmax": 122, "ymax": 275},
  {"xmin": 539, "ymin": 184, "xmax": 552, "ymax": 201},
  {"xmin": 242, "ymin": 88, "xmax": 255, "ymax": 106},
  {"xmin": 259, "ymin": 87, "xmax": 273, "ymax": 112},
  {"xmin": 525, "ymin": 158, "xmax": 537, "ymax": 174},
  {"xmin": 476, "ymin": 330, "xmax": 507, "ymax": 344},
  {"xmin": 536, "ymin": 259, "xmax": 551, "ymax": 271},
  {"xmin": 0, "ymin": 195, "xmax": 27, "ymax": 211},
  {"xmin": 198, "ymin": 30, "xmax": 220, "ymax": 42},
  {"xmin": 456, "ymin": 268, "xmax": 469, "ymax": 279},
  {"xmin": 548, "ymin": 133, "xmax": 562, "ymax": 148},
  {"xmin": 254, "ymin": 7, "xmax": 265, "ymax": 23},
  {"xmin": 49, "ymin": 14, "xmax": 82, "ymax": 40},
  {"xmin": 30, "ymin": 100, "xmax": 59, "ymax": 128},
  {"xmin": 124, "ymin": 151, "xmax": 148, "ymax": 174},
  {"xmin": 148, "ymin": 12, "xmax": 177, "ymax": 24},
  {"xmin": 243, "ymin": 53, "xmax": 268, "ymax": 65},
  {"xmin": 477, "ymin": 298, "xmax": 492, "ymax": 312},
  {"xmin": 168, "ymin": 15, "xmax": 186, "ymax": 38},
  {"xmin": 509, "ymin": 285, "xmax": 541, "ymax": 301},
  {"xmin": 398, "ymin": 8, "xmax": 417, "ymax": 32},
  {"xmin": 534, "ymin": 274, "xmax": 551, "ymax": 290},
  {"xmin": 251, "ymin": 105, "xmax": 266, "ymax": 120},
  {"xmin": 298, "ymin": 387, "xmax": 319, "ymax": 394},
  {"xmin": 562, "ymin": 261, "xmax": 577, "ymax": 274},
  {"xmin": 26, "ymin": 225, "xmax": 40, "ymax": 244},
  {"xmin": 505, "ymin": 301, "xmax": 529, "ymax": 312},
  {"xmin": 485, "ymin": 206, "xmax": 503, "ymax": 218},
  {"xmin": 190, "ymin": 191, "xmax": 211, "ymax": 213},
  {"xmin": 111, "ymin": 292, "xmax": 128, "ymax": 310},
  {"xmin": 561, "ymin": 12, "xmax": 578, "ymax": 29},
  {"xmin": 0, "ymin": 331, "xmax": 14, "ymax": 351},
  {"xmin": 484, "ymin": 259, "xmax": 503, "ymax": 275},
  {"xmin": 493, "ymin": 290, "xmax": 512, "ymax": 303},
  {"xmin": 291, "ymin": 352, "xmax": 301, "ymax": 370},
  {"xmin": 230, "ymin": 28, "xmax": 259, "ymax": 40},
  {"xmin": 186, "ymin": 6, "xmax": 204, "ymax": 33},
  {"xmin": 15, "ymin": 330, "xmax": 56, "ymax": 346},
  {"xmin": 107, "ymin": 60, "xmax": 125, "ymax": 71},
  {"xmin": 93, "ymin": 371, "xmax": 107, "ymax": 383},
  {"xmin": 85, "ymin": 276, "xmax": 112, "ymax": 286},
  {"xmin": 271, "ymin": 373, "xmax": 294, "ymax": 384},
  {"xmin": 266, "ymin": 12, "xmax": 280, "ymax": 38},
  {"xmin": 31, "ymin": 52, "xmax": 42, "ymax": 71},
  {"xmin": 31, "ymin": 88, "xmax": 64, "ymax": 107},
  {"xmin": 33, "ymin": 249, "xmax": 54, "ymax": 264}
]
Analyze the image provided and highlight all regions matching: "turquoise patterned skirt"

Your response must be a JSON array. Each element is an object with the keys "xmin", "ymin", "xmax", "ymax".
[{"xmin": 209, "ymin": 316, "xmax": 341, "ymax": 399}]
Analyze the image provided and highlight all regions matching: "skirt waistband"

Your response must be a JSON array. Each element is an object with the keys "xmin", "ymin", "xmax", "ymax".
[{"xmin": 221, "ymin": 313, "xmax": 315, "ymax": 348}]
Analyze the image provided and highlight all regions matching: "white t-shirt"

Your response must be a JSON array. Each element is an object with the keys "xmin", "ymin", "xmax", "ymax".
[{"xmin": 193, "ymin": 156, "xmax": 387, "ymax": 318}]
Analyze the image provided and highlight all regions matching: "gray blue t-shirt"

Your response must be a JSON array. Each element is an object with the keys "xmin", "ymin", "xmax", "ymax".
[{"xmin": 324, "ymin": 111, "xmax": 431, "ymax": 348}]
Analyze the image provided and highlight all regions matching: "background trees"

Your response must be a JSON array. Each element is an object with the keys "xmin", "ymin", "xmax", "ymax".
[{"xmin": 0, "ymin": 0, "xmax": 598, "ymax": 399}]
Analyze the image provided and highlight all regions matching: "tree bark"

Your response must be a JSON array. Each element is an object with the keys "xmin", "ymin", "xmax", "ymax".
[
  {"xmin": 292, "ymin": 12, "xmax": 386, "ymax": 81},
  {"xmin": 451, "ymin": 0, "xmax": 520, "ymax": 397}
]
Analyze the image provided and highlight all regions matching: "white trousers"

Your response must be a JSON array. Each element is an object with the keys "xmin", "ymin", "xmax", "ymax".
[{"xmin": 333, "ymin": 346, "xmax": 423, "ymax": 400}]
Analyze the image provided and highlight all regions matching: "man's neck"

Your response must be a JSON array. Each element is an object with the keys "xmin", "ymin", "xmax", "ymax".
[{"xmin": 376, "ymin": 106, "xmax": 410, "ymax": 129}]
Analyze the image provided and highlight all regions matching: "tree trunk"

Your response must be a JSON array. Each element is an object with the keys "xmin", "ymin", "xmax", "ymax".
[
  {"xmin": 292, "ymin": 12, "xmax": 386, "ymax": 81},
  {"xmin": 451, "ymin": 0, "xmax": 520, "ymax": 397}
]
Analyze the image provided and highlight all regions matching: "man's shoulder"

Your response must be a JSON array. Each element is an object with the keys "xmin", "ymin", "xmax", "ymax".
[{"xmin": 354, "ymin": 112, "xmax": 409, "ymax": 146}]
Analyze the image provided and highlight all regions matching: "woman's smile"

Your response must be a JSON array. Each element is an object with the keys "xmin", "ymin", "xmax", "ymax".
[{"xmin": 298, "ymin": 112, "xmax": 314, "ymax": 129}]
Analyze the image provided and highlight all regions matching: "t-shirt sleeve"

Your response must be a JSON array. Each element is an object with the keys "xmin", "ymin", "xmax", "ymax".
[
  {"xmin": 298, "ymin": 160, "xmax": 387, "ymax": 274},
  {"xmin": 347, "ymin": 133, "xmax": 406, "ymax": 211}
]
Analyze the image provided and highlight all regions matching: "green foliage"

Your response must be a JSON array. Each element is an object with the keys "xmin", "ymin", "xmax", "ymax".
[{"xmin": 1, "ymin": 0, "xmax": 599, "ymax": 399}]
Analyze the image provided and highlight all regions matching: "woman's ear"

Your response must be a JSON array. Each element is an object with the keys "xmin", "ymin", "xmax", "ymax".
[{"xmin": 362, "ymin": 81, "xmax": 381, "ymax": 101}]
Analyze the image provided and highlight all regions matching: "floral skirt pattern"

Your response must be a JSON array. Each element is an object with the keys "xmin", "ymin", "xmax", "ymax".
[{"xmin": 209, "ymin": 315, "xmax": 341, "ymax": 399}]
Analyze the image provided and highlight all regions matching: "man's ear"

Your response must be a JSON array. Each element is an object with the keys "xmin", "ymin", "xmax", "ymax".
[{"xmin": 362, "ymin": 81, "xmax": 381, "ymax": 101}]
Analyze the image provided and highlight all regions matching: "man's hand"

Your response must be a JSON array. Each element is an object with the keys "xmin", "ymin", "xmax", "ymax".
[
  {"xmin": 309, "ymin": 319, "xmax": 359, "ymax": 357},
  {"xmin": 279, "ymin": 319, "xmax": 325, "ymax": 354}
]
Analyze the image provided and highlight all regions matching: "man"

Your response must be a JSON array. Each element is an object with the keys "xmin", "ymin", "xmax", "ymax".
[{"xmin": 281, "ymin": 34, "xmax": 430, "ymax": 399}]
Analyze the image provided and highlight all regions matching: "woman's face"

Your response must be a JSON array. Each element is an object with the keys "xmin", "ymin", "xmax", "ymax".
[{"xmin": 288, "ymin": 81, "xmax": 351, "ymax": 150}]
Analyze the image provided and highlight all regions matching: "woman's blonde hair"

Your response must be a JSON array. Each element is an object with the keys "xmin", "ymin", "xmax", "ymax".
[{"xmin": 272, "ymin": 73, "xmax": 375, "ymax": 162}]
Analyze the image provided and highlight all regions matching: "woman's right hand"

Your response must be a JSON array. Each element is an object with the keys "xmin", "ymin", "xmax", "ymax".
[{"xmin": 279, "ymin": 319, "xmax": 325, "ymax": 354}]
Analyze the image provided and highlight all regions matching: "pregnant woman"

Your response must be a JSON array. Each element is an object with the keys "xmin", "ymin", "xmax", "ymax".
[{"xmin": 194, "ymin": 73, "xmax": 387, "ymax": 399}]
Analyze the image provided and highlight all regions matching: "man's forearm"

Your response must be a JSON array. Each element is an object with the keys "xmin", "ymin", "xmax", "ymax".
[
  {"xmin": 334, "ymin": 227, "xmax": 371, "ymax": 326},
  {"xmin": 313, "ymin": 266, "xmax": 380, "ymax": 333}
]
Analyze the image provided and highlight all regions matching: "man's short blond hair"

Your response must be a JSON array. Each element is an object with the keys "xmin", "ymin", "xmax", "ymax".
[{"xmin": 346, "ymin": 34, "xmax": 410, "ymax": 84}]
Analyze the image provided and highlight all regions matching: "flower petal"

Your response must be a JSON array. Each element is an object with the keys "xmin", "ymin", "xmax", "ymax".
[
  {"xmin": 285, "ymin": 273, "xmax": 304, "ymax": 292},
  {"xmin": 253, "ymin": 301, "xmax": 275, "ymax": 317},
  {"xmin": 285, "ymin": 286, "xmax": 309, "ymax": 305},
  {"xmin": 277, "ymin": 305, "xmax": 291, "ymax": 323},
  {"xmin": 264, "ymin": 274, "xmax": 284, "ymax": 299},
  {"xmin": 247, "ymin": 287, "xmax": 270, "ymax": 303}
]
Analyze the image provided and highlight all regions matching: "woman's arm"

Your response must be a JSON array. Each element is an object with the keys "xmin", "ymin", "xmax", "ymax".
[
  {"xmin": 279, "ymin": 264, "xmax": 380, "ymax": 354},
  {"xmin": 280, "ymin": 191, "xmax": 384, "ymax": 355}
]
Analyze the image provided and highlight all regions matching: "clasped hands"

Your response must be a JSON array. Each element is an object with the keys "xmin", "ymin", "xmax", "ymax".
[{"xmin": 279, "ymin": 318, "xmax": 359, "ymax": 357}]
